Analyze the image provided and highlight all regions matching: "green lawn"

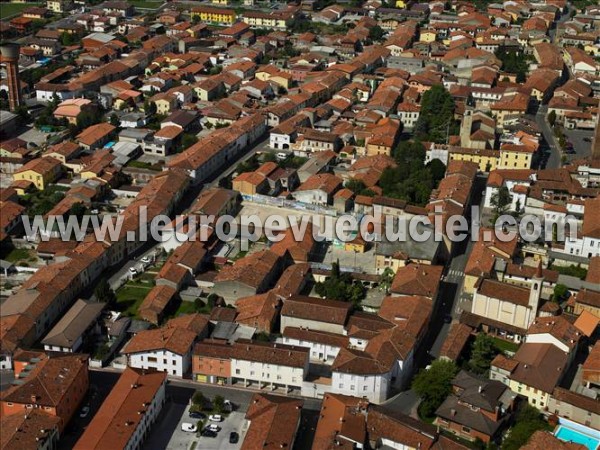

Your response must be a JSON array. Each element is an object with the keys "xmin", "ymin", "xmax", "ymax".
[
  {"xmin": 115, "ymin": 284, "xmax": 152, "ymax": 317},
  {"xmin": 4, "ymin": 247, "xmax": 37, "ymax": 264},
  {"xmin": 0, "ymin": 3, "xmax": 40, "ymax": 19},
  {"xmin": 173, "ymin": 300, "xmax": 198, "ymax": 316},
  {"xmin": 492, "ymin": 337, "xmax": 520, "ymax": 354},
  {"xmin": 128, "ymin": 0, "xmax": 163, "ymax": 9}
]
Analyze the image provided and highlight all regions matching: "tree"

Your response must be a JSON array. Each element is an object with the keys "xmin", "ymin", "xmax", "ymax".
[
  {"xmin": 412, "ymin": 360, "xmax": 458, "ymax": 419},
  {"xmin": 414, "ymin": 85, "xmax": 456, "ymax": 143},
  {"xmin": 60, "ymin": 31, "xmax": 77, "ymax": 46},
  {"xmin": 76, "ymin": 110, "xmax": 100, "ymax": 130},
  {"xmin": 144, "ymin": 99, "xmax": 157, "ymax": 115},
  {"xmin": 490, "ymin": 186, "xmax": 512, "ymax": 223},
  {"xmin": 110, "ymin": 113, "xmax": 120, "ymax": 127},
  {"xmin": 547, "ymin": 110, "xmax": 557, "ymax": 127},
  {"xmin": 553, "ymin": 283, "xmax": 568, "ymax": 302},
  {"xmin": 315, "ymin": 261, "xmax": 366, "ymax": 307},
  {"xmin": 192, "ymin": 391, "xmax": 205, "ymax": 406},
  {"xmin": 495, "ymin": 47, "xmax": 529, "ymax": 82},
  {"xmin": 468, "ymin": 334, "xmax": 498, "ymax": 375},
  {"xmin": 379, "ymin": 267, "xmax": 394, "ymax": 293},
  {"xmin": 502, "ymin": 404, "xmax": 550, "ymax": 450},
  {"xmin": 346, "ymin": 179, "xmax": 376, "ymax": 197},
  {"xmin": 379, "ymin": 140, "xmax": 445, "ymax": 206},
  {"xmin": 14, "ymin": 105, "xmax": 31, "ymax": 126},
  {"xmin": 427, "ymin": 159, "xmax": 446, "ymax": 184},
  {"xmin": 213, "ymin": 395, "xmax": 225, "ymax": 413},
  {"xmin": 255, "ymin": 331, "xmax": 270, "ymax": 342},
  {"xmin": 368, "ymin": 25, "xmax": 385, "ymax": 42},
  {"xmin": 94, "ymin": 278, "xmax": 116, "ymax": 306},
  {"xmin": 181, "ymin": 133, "xmax": 199, "ymax": 151},
  {"xmin": 68, "ymin": 202, "xmax": 87, "ymax": 220}
]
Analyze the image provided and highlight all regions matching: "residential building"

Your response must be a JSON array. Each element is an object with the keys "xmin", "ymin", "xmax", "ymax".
[
  {"xmin": 73, "ymin": 368, "xmax": 167, "ymax": 450},
  {"xmin": 0, "ymin": 353, "xmax": 88, "ymax": 432},
  {"xmin": 190, "ymin": 6, "xmax": 235, "ymax": 25},
  {"xmin": 76, "ymin": 123, "xmax": 116, "ymax": 151},
  {"xmin": 280, "ymin": 296, "xmax": 350, "ymax": 334},
  {"xmin": 121, "ymin": 326, "xmax": 197, "ymax": 377},
  {"xmin": 231, "ymin": 340, "xmax": 309, "ymax": 393},
  {"xmin": 490, "ymin": 342, "xmax": 569, "ymax": 408},
  {"xmin": 0, "ymin": 409, "xmax": 61, "ymax": 450},
  {"xmin": 13, "ymin": 156, "xmax": 62, "ymax": 190},
  {"xmin": 241, "ymin": 394, "xmax": 303, "ymax": 450},
  {"xmin": 41, "ymin": 299, "xmax": 105, "ymax": 353},
  {"xmin": 435, "ymin": 371, "xmax": 514, "ymax": 443}
]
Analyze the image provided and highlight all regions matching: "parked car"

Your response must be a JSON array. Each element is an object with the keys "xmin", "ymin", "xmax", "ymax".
[
  {"xmin": 202, "ymin": 429, "xmax": 218, "ymax": 438},
  {"xmin": 128, "ymin": 267, "xmax": 138, "ymax": 275},
  {"xmin": 189, "ymin": 411, "xmax": 206, "ymax": 420},
  {"xmin": 206, "ymin": 423, "xmax": 221, "ymax": 432},
  {"xmin": 181, "ymin": 423, "xmax": 197, "ymax": 433},
  {"xmin": 79, "ymin": 406, "xmax": 90, "ymax": 418},
  {"xmin": 209, "ymin": 414, "xmax": 223, "ymax": 422},
  {"xmin": 141, "ymin": 255, "xmax": 151, "ymax": 264},
  {"xmin": 583, "ymin": 137, "xmax": 592, "ymax": 142},
  {"xmin": 229, "ymin": 432, "xmax": 239, "ymax": 444},
  {"xmin": 224, "ymin": 400, "xmax": 234, "ymax": 412}
]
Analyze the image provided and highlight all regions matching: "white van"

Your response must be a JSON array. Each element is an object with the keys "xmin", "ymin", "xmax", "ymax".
[
  {"xmin": 181, "ymin": 422, "xmax": 197, "ymax": 432},
  {"xmin": 276, "ymin": 152, "xmax": 288, "ymax": 160}
]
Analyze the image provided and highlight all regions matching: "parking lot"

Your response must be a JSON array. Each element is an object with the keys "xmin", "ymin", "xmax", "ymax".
[{"xmin": 145, "ymin": 401, "xmax": 246, "ymax": 450}]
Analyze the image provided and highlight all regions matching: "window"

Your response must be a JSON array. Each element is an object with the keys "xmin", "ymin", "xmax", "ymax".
[
  {"xmin": 235, "ymin": 369, "xmax": 240, "ymax": 375},
  {"xmin": 462, "ymin": 426, "xmax": 471, "ymax": 433},
  {"xmin": 339, "ymin": 383, "xmax": 344, "ymax": 389}
]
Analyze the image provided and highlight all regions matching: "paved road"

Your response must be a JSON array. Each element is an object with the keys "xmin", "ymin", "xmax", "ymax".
[
  {"xmin": 205, "ymin": 135, "xmax": 271, "ymax": 189},
  {"xmin": 550, "ymin": 4, "xmax": 570, "ymax": 43},
  {"xmin": 536, "ymin": 105, "xmax": 562, "ymax": 169}
]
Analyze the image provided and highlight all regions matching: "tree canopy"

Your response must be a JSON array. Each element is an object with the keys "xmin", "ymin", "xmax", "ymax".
[
  {"xmin": 502, "ymin": 404, "xmax": 551, "ymax": 450},
  {"xmin": 495, "ymin": 47, "xmax": 529, "ymax": 83},
  {"xmin": 379, "ymin": 140, "xmax": 446, "ymax": 205},
  {"xmin": 94, "ymin": 278, "xmax": 116, "ymax": 306},
  {"xmin": 368, "ymin": 25, "xmax": 385, "ymax": 42},
  {"xmin": 414, "ymin": 85, "xmax": 457, "ymax": 143},
  {"xmin": 315, "ymin": 261, "xmax": 365, "ymax": 307},
  {"xmin": 468, "ymin": 334, "xmax": 499, "ymax": 375},
  {"xmin": 412, "ymin": 359, "xmax": 458, "ymax": 418}
]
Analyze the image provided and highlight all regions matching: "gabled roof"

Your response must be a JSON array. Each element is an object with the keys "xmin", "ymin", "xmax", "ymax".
[
  {"xmin": 41, "ymin": 299, "xmax": 105, "ymax": 348},
  {"xmin": 73, "ymin": 368, "xmax": 166, "ymax": 450},
  {"xmin": 1, "ymin": 354, "xmax": 88, "ymax": 407},
  {"xmin": 121, "ymin": 326, "xmax": 196, "ymax": 356},
  {"xmin": 242, "ymin": 394, "xmax": 303, "ymax": 450},
  {"xmin": 390, "ymin": 264, "xmax": 444, "ymax": 298}
]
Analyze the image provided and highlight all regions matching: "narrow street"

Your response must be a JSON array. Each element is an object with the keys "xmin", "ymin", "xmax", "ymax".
[{"xmin": 536, "ymin": 105, "xmax": 562, "ymax": 169}]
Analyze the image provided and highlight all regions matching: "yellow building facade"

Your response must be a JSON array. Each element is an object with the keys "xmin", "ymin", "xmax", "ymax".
[
  {"xmin": 448, "ymin": 149, "xmax": 499, "ymax": 172},
  {"xmin": 191, "ymin": 8, "xmax": 235, "ymax": 25}
]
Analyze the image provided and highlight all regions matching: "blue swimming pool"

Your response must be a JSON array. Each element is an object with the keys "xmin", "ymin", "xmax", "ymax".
[{"xmin": 555, "ymin": 425, "xmax": 600, "ymax": 450}]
